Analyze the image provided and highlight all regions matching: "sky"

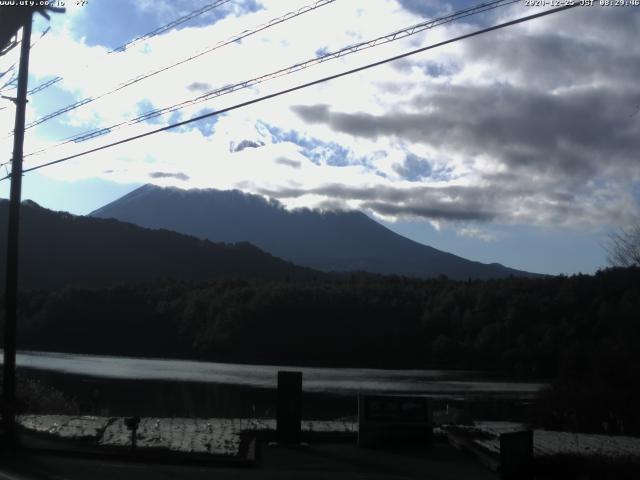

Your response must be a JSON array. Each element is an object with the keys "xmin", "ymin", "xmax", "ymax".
[{"xmin": 0, "ymin": 0, "xmax": 638, "ymax": 275}]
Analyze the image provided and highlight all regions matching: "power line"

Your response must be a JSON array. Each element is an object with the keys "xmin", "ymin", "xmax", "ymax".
[
  {"xmin": 0, "ymin": 68, "xmax": 16, "ymax": 92},
  {"xmin": 27, "ymin": 75, "xmax": 62, "ymax": 95},
  {"xmin": 0, "ymin": 27, "xmax": 51, "ymax": 93},
  {"xmin": 0, "ymin": 3, "xmax": 579, "ymax": 182},
  {"xmin": 110, "ymin": 0, "xmax": 232, "ymax": 53},
  {"xmin": 30, "ymin": 26, "xmax": 50, "ymax": 49},
  {"xmin": 21, "ymin": 0, "xmax": 338, "ymax": 131},
  {"xmin": 24, "ymin": 0, "xmax": 233, "ymax": 97},
  {"xmin": 24, "ymin": 0, "xmax": 518, "ymax": 155},
  {"xmin": 0, "ymin": 36, "xmax": 18, "ymax": 57},
  {"xmin": 0, "ymin": 63, "xmax": 15, "ymax": 80}
]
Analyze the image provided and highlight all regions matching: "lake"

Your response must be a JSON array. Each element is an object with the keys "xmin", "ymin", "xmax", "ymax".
[
  {"xmin": 8, "ymin": 350, "xmax": 546, "ymax": 418},
  {"xmin": 12, "ymin": 350, "xmax": 544, "ymax": 395}
]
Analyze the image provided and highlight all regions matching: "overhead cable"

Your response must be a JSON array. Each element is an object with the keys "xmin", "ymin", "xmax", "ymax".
[
  {"xmin": 22, "ymin": 0, "xmax": 337, "ymax": 131},
  {"xmin": 26, "ymin": 0, "xmax": 518, "ymax": 153},
  {"xmin": 110, "ymin": 0, "xmax": 233, "ymax": 53},
  {"xmin": 0, "ymin": 3, "xmax": 579, "ymax": 181},
  {"xmin": 25, "ymin": 0, "xmax": 234, "ymax": 96}
]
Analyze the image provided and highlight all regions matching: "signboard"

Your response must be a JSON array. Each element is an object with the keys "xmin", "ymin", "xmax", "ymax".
[{"xmin": 358, "ymin": 394, "xmax": 432, "ymax": 448}]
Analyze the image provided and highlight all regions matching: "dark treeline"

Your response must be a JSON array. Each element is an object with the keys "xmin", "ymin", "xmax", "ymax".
[
  {"xmin": 2, "ymin": 267, "xmax": 639, "ymax": 432},
  {"xmin": 2, "ymin": 266, "xmax": 636, "ymax": 374}
]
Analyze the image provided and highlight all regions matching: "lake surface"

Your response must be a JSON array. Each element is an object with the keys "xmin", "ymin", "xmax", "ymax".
[{"xmin": 11, "ymin": 350, "xmax": 544, "ymax": 398}]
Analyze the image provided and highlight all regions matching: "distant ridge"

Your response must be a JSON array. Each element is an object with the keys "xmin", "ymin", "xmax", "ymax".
[
  {"xmin": 0, "ymin": 199, "xmax": 319, "ymax": 289},
  {"xmin": 91, "ymin": 184, "xmax": 540, "ymax": 280}
]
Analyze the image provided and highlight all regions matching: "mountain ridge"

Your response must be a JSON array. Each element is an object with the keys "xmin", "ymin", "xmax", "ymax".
[{"xmin": 91, "ymin": 184, "xmax": 540, "ymax": 280}]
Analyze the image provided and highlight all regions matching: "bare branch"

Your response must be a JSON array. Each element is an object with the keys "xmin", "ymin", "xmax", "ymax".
[{"xmin": 606, "ymin": 223, "xmax": 640, "ymax": 267}]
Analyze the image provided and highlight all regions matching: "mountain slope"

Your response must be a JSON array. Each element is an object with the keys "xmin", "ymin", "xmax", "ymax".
[
  {"xmin": 0, "ymin": 199, "xmax": 319, "ymax": 289},
  {"xmin": 91, "ymin": 185, "xmax": 538, "ymax": 280}
]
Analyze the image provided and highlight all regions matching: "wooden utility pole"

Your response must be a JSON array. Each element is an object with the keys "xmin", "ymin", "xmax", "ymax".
[{"xmin": 2, "ymin": 10, "xmax": 33, "ymax": 448}]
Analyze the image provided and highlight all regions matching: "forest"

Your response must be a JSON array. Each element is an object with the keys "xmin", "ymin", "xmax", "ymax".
[{"xmin": 1, "ymin": 266, "xmax": 639, "ymax": 432}]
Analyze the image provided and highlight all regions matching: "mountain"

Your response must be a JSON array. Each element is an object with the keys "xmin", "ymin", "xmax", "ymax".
[
  {"xmin": 0, "ymin": 199, "xmax": 319, "ymax": 289},
  {"xmin": 91, "ymin": 184, "xmax": 538, "ymax": 280}
]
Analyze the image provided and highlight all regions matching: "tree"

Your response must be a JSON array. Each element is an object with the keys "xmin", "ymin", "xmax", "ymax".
[{"xmin": 606, "ymin": 223, "xmax": 640, "ymax": 267}]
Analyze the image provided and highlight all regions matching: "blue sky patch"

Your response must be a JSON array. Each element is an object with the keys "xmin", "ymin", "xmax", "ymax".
[
  {"xmin": 191, "ymin": 109, "xmax": 219, "ymax": 136},
  {"xmin": 70, "ymin": 0, "xmax": 261, "ymax": 51},
  {"xmin": 167, "ymin": 110, "xmax": 183, "ymax": 126},
  {"xmin": 393, "ymin": 153, "xmax": 432, "ymax": 181},
  {"xmin": 262, "ymin": 124, "xmax": 351, "ymax": 167},
  {"xmin": 136, "ymin": 100, "xmax": 162, "ymax": 125},
  {"xmin": 421, "ymin": 61, "xmax": 460, "ymax": 78},
  {"xmin": 380, "ymin": 219, "xmax": 607, "ymax": 275},
  {"xmin": 25, "ymin": 83, "xmax": 95, "ymax": 141}
]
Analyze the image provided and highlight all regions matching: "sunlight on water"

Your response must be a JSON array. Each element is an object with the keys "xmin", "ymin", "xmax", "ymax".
[{"xmin": 8, "ymin": 350, "xmax": 545, "ymax": 395}]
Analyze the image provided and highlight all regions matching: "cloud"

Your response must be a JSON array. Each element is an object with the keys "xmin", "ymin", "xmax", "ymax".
[
  {"xmin": 362, "ymin": 201, "xmax": 495, "ymax": 222},
  {"xmin": 230, "ymin": 139, "xmax": 265, "ymax": 152},
  {"xmin": 457, "ymin": 226, "xmax": 497, "ymax": 243},
  {"xmin": 187, "ymin": 82, "xmax": 212, "ymax": 92},
  {"xmin": 294, "ymin": 84, "xmax": 640, "ymax": 182},
  {"xmin": 257, "ymin": 183, "xmax": 498, "ymax": 222},
  {"xmin": 396, "ymin": 0, "xmax": 439, "ymax": 17},
  {"xmin": 274, "ymin": 157, "xmax": 301, "ymax": 169},
  {"xmin": 15, "ymin": 0, "xmax": 640, "ymax": 235},
  {"xmin": 149, "ymin": 171, "xmax": 190, "ymax": 181}
]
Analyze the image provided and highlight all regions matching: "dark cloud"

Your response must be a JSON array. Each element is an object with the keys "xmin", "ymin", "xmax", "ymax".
[
  {"xmin": 292, "ymin": 104, "xmax": 330, "ymax": 123},
  {"xmin": 285, "ymin": 5, "xmax": 640, "ymax": 228},
  {"xmin": 510, "ymin": 5, "xmax": 640, "ymax": 63},
  {"xmin": 149, "ymin": 171, "xmax": 190, "ymax": 181},
  {"xmin": 374, "ymin": 78, "xmax": 417, "ymax": 94},
  {"xmin": 274, "ymin": 157, "xmax": 301, "ymax": 169},
  {"xmin": 390, "ymin": 59, "xmax": 461, "ymax": 78},
  {"xmin": 396, "ymin": 0, "xmax": 500, "ymax": 27},
  {"xmin": 230, "ymin": 139, "xmax": 265, "ymax": 152},
  {"xmin": 187, "ymin": 82, "xmax": 212, "ymax": 92},
  {"xmin": 396, "ymin": 0, "xmax": 439, "ymax": 16},
  {"xmin": 257, "ymin": 184, "xmax": 501, "ymax": 222},
  {"xmin": 256, "ymin": 178, "xmax": 625, "ymax": 227},
  {"xmin": 292, "ymin": 83, "xmax": 640, "ymax": 183},
  {"xmin": 361, "ymin": 201, "xmax": 495, "ymax": 222},
  {"xmin": 464, "ymin": 30, "xmax": 640, "ymax": 91}
]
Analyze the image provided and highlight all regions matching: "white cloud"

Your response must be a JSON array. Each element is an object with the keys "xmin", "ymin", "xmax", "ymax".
[
  {"xmin": 458, "ymin": 226, "xmax": 497, "ymax": 243},
  {"xmin": 13, "ymin": 0, "xmax": 640, "ymax": 234}
]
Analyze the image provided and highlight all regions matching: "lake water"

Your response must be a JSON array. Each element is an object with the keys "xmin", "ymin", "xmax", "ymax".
[{"xmin": 12, "ymin": 350, "xmax": 544, "ymax": 397}]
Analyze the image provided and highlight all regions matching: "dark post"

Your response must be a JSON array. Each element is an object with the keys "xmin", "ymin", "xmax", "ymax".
[
  {"xmin": 500, "ymin": 430, "xmax": 534, "ymax": 480},
  {"xmin": 124, "ymin": 416, "xmax": 140, "ymax": 451},
  {"xmin": 2, "ymin": 11, "xmax": 33, "ymax": 448},
  {"xmin": 276, "ymin": 371, "xmax": 302, "ymax": 444}
]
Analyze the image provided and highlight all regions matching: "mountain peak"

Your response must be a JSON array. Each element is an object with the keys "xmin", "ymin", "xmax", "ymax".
[{"xmin": 91, "ymin": 186, "xmax": 539, "ymax": 280}]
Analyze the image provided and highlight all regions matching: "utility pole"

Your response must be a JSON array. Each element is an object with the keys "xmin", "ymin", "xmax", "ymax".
[{"xmin": 2, "ymin": 10, "xmax": 33, "ymax": 448}]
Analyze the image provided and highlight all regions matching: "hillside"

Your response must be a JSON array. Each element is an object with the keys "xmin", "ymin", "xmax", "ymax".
[{"xmin": 0, "ymin": 199, "xmax": 319, "ymax": 289}]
